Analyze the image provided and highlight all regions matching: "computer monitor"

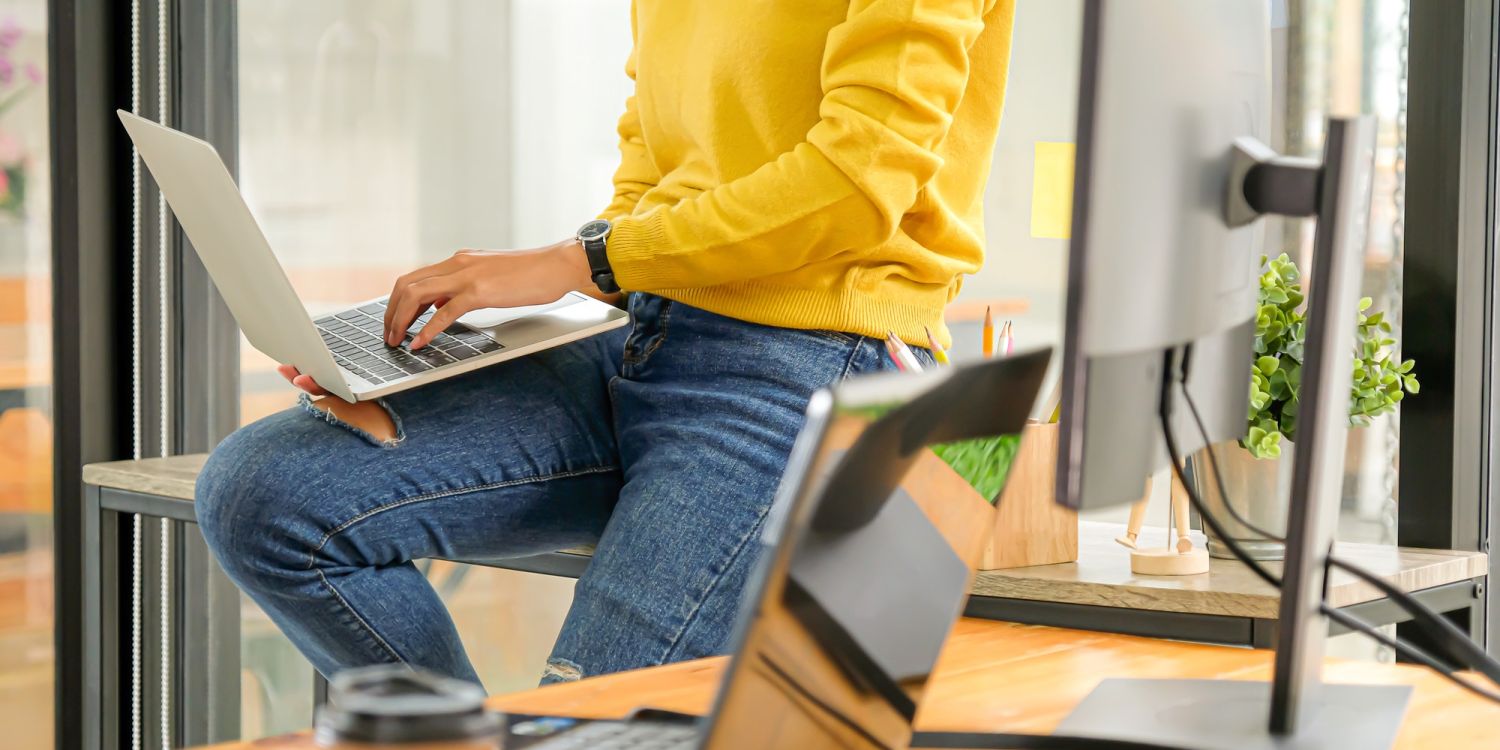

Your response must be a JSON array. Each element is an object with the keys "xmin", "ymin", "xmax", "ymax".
[
  {"xmin": 1056, "ymin": 0, "xmax": 1268, "ymax": 513},
  {"xmin": 1055, "ymin": 1, "xmax": 1401, "ymax": 747}
]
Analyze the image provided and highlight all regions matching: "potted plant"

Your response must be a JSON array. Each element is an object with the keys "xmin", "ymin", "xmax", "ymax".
[{"xmin": 1193, "ymin": 253, "xmax": 1419, "ymax": 560}]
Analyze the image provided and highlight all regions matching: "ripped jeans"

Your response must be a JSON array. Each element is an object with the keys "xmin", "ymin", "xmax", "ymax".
[{"xmin": 194, "ymin": 293, "xmax": 910, "ymax": 688}]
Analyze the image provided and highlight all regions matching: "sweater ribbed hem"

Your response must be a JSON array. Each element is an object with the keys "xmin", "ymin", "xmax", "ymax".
[{"xmin": 646, "ymin": 280, "xmax": 954, "ymax": 350}]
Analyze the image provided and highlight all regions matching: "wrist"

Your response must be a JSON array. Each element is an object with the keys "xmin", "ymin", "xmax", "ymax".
[{"xmin": 553, "ymin": 239, "xmax": 594, "ymax": 290}]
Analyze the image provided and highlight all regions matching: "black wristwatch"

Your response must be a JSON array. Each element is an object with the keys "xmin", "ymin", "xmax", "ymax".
[{"xmin": 576, "ymin": 219, "xmax": 620, "ymax": 294}]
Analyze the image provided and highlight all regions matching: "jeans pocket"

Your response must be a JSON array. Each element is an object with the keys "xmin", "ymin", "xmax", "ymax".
[{"xmin": 622, "ymin": 293, "xmax": 673, "ymax": 366}]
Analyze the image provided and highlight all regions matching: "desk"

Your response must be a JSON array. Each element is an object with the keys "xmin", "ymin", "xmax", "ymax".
[
  {"xmin": 81, "ymin": 457, "xmax": 1491, "ymax": 748},
  {"xmin": 201, "ymin": 619, "xmax": 1499, "ymax": 749}
]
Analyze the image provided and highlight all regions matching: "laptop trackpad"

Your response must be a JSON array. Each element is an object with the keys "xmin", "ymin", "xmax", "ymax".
[{"xmin": 457, "ymin": 295, "xmax": 582, "ymax": 332}]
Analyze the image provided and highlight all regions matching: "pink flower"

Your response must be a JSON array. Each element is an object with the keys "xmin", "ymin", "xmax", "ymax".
[
  {"xmin": 0, "ymin": 130, "xmax": 25, "ymax": 165},
  {"xmin": 0, "ymin": 18, "xmax": 23, "ymax": 49},
  {"xmin": 22, "ymin": 62, "xmax": 39, "ymax": 84}
]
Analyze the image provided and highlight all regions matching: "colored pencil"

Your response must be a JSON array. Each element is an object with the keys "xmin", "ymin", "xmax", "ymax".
[
  {"xmin": 924, "ymin": 326, "xmax": 950, "ymax": 366},
  {"xmin": 887, "ymin": 331, "xmax": 923, "ymax": 373},
  {"xmin": 982, "ymin": 306, "xmax": 995, "ymax": 358},
  {"xmin": 1002, "ymin": 321, "xmax": 1015, "ymax": 357},
  {"xmin": 883, "ymin": 337, "xmax": 908, "ymax": 372}
]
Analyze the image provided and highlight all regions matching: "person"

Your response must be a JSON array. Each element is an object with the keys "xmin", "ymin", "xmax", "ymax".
[{"xmin": 196, "ymin": 0, "xmax": 1017, "ymax": 688}]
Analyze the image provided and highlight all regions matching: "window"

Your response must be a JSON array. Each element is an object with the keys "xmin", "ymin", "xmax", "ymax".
[
  {"xmin": 0, "ymin": 3, "xmax": 51, "ymax": 748},
  {"xmin": 980, "ymin": 1, "xmax": 1411, "ymax": 546},
  {"xmin": 234, "ymin": 0, "xmax": 630, "ymax": 736}
]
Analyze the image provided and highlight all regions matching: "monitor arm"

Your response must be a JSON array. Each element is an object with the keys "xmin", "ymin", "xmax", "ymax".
[{"xmin": 1225, "ymin": 136, "xmax": 1325, "ymax": 226}]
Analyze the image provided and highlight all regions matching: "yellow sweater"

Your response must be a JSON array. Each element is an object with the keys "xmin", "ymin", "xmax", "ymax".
[{"xmin": 601, "ymin": 0, "xmax": 1016, "ymax": 348}]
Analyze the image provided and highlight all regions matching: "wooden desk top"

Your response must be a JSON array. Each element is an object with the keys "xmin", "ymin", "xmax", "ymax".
[
  {"xmin": 974, "ymin": 521, "xmax": 1488, "ymax": 618},
  {"xmin": 207, "ymin": 619, "xmax": 1499, "ymax": 749},
  {"xmin": 85, "ymin": 458, "xmax": 1487, "ymax": 620}
]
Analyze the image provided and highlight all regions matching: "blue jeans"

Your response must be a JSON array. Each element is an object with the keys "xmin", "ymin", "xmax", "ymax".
[{"xmin": 195, "ymin": 293, "xmax": 913, "ymax": 688}]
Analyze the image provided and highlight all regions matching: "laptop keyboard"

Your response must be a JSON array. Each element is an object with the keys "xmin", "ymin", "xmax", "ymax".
[
  {"xmin": 522, "ymin": 721, "xmax": 698, "ymax": 749},
  {"xmin": 313, "ymin": 300, "xmax": 503, "ymax": 385}
]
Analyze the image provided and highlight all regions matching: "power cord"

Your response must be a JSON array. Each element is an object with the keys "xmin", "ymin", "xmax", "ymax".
[
  {"xmin": 1321, "ymin": 603, "xmax": 1500, "ymax": 704},
  {"xmin": 1179, "ymin": 385, "xmax": 1285, "ymax": 542},
  {"xmin": 1162, "ymin": 348, "xmax": 1500, "ymax": 708}
]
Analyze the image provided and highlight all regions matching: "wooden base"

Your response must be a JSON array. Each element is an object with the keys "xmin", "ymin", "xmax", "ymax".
[
  {"xmin": 981, "ymin": 422, "xmax": 1079, "ymax": 570},
  {"xmin": 1130, "ymin": 547, "xmax": 1210, "ymax": 576}
]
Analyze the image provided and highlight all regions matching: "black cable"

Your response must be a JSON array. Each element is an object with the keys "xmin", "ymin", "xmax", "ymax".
[
  {"xmin": 1324, "ymin": 556, "xmax": 1500, "ymax": 687},
  {"xmin": 1167, "ymin": 347, "xmax": 1500, "ymax": 708},
  {"xmin": 1321, "ymin": 604, "xmax": 1500, "ymax": 704},
  {"xmin": 1179, "ymin": 384, "xmax": 1285, "ymax": 542},
  {"xmin": 1156, "ymin": 351, "xmax": 1281, "ymax": 589}
]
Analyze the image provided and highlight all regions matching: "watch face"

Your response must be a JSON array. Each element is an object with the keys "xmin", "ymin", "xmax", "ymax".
[{"xmin": 579, "ymin": 220, "xmax": 611, "ymax": 241}]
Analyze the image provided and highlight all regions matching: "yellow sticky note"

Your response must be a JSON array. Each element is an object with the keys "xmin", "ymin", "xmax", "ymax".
[{"xmin": 1030, "ymin": 142, "xmax": 1075, "ymax": 240}]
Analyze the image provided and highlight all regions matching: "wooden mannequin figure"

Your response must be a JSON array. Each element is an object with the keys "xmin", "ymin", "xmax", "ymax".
[{"xmin": 1114, "ymin": 465, "xmax": 1209, "ymax": 576}]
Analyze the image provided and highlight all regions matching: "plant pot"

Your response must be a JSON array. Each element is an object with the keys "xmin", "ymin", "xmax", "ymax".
[{"xmin": 1187, "ymin": 441, "xmax": 1294, "ymax": 561}]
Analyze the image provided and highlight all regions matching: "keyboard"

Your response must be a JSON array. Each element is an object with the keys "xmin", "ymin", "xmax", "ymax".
[
  {"xmin": 314, "ymin": 300, "xmax": 504, "ymax": 385},
  {"xmin": 518, "ymin": 720, "xmax": 698, "ymax": 749}
]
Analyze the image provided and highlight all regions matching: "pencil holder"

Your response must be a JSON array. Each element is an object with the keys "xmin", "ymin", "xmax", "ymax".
[
  {"xmin": 904, "ymin": 421, "xmax": 1078, "ymax": 572},
  {"xmin": 979, "ymin": 421, "xmax": 1078, "ymax": 570}
]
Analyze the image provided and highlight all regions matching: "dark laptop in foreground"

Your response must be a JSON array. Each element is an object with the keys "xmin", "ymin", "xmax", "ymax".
[{"xmin": 505, "ymin": 350, "xmax": 1050, "ymax": 749}]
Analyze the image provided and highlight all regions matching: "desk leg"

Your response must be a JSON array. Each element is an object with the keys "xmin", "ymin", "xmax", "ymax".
[
  {"xmin": 101, "ymin": 509, "xmax": 120, "ymax": 750},
  {"xmin": 1251, "ymin": 618, "xmax": 1278, "ymax": 650},
  {"xmin": 177, "ymin": 522, "xmax": 241, "ymax": 745},
  {"xmin": 82, "ymin": 485, "xmax": 102, "ymax": 750}
]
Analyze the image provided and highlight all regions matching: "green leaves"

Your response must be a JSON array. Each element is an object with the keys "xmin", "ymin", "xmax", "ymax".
[
  {"xmin": 931, "ymin": 434, "xmax": 1022, "ymax": 504},
  {"xmin": 1241, "ymin": 254, "xmax": 1420, "ymax": 459}
]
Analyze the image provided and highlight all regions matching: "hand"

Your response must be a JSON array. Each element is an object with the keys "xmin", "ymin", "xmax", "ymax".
[
  {"xmin": 383, "ymin": 240, "xmax": 595, "ymax": 350},
  {"xmin": 277, "ymin": 363, "xmax": 331, "ymax": 396}
]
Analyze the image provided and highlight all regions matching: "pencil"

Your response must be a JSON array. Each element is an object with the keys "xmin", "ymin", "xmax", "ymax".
[
  {"xmin": 924, "ymin": 326, "xmax": 950, "ymax": 366},
  {"xmin": 982, "ymin": 306, "xmax": 995, "ymax": 358},
  {"xmin": 883, "ymin": 337, "xmax": 908, "ymax": 372},
  {"xmin": 1002, "ymin": 321, "xmax": 1015, "ymax": 357},
  {"xmin": 887, "ymin": 331, "xmax": 923, "ymax": 373}
]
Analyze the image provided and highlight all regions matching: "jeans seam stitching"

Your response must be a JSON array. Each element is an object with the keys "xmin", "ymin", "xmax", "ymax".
[
  {"xmin": 835, "ymin": 336, "xmax": 867, "ymax": 382},
  {"xmin": 304, "ymin": 465, "xmax": 618, "ymax": 570},
  {"xmin": 315, "ymin": 568, "xmax": 408, "ymax": 666},
  {"xmin": 657, "ymin": 508, "xmax": 771, "ymax": 663}
]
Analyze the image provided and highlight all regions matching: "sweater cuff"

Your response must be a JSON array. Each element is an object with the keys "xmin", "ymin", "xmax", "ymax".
[{"xmin": 607, "ymin": 211, "xmax": 669, "ymax": 291}]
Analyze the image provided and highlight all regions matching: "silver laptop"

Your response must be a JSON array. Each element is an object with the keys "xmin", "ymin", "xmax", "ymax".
[{"xmin": 117, "ymin": 110, "xmax": 629, "ymax": 403}]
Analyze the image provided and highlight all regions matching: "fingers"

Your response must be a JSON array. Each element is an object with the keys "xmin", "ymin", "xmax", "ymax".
[
  {"xmin": 280, "ymin": 364, "xmax": 330, "ymax": 396},
  {"xmin": 411, "ymin": 295, "xmax": 476, "ymax": 350},
  {"xmin": 386, "ymin": 275, "xmax": 464, "ymax": 346},
  {"xmin": 292, "ymin": 373, "xmax": 330, "ymax": 397},
  {"xmin": 383, "ymin": 254, "xmax": 475, "ymax": 339}
]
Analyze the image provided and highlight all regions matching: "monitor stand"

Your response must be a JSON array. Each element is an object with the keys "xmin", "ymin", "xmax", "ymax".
[
  {"xmin": 1059, "ymin": 116, "xmax": 1410, "ymax": 749},
  {"xmin": 1057, "ymin": 679, "xmax": 1409, "ymax": 750}
]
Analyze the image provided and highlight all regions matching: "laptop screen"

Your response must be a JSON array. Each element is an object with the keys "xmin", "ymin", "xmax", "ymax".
[{"xmin": 700, "ymin": 350, "xmax": 1050, "ymax": 750}]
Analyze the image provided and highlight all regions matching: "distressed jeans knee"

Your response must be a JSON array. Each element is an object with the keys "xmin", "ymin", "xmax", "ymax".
[
  {"xmin": 541, "ymin": 657, "xmax": 585, "ymax": 685},
  {"xmin": 300, "ymin": 393, "xmax": 405, "ymax": 447}
]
